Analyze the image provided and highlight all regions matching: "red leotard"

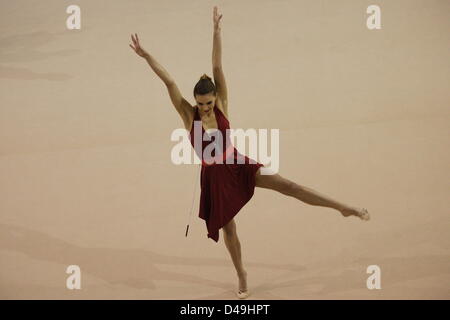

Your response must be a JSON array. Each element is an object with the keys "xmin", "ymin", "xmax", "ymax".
[{"xmin": 188, "ymin": 106, "xmax": 264, "ymax": 242}]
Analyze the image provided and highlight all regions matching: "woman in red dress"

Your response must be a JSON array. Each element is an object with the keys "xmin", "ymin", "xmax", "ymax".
[{"xmin": 130, "ymin": 6, "xmax": 370, "ymax": 299}]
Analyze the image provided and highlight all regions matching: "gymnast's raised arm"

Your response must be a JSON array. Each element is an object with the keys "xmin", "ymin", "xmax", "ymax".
[
  {"xmin": 129, "ymin": 33, "xmax": 194, "ymax": 131},
  {"xmin": 211, "ymin": 6, "xmax": 229, "ymax": 118}
]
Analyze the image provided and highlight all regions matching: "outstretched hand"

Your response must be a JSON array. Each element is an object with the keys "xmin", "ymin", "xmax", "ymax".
[
  {"xmin": 213, "ymin": 6, "xmax": 223, "ymax": 30},
  {"xmin": 129, "ymin": 33, "xmax": 148, "ymax": 58}
]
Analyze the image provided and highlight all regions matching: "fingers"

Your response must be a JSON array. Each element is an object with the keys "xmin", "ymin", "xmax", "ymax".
[
  {"xmin": 213, "ymin": 6, "xmax": 222, "ymax": 22},
  {"xmin": 131, "ymin": 33, "xmax": 142, "ymax": 54},
  {"xmin": 131, "ymin": 33, "xmax": 141, "ymax": 46}
]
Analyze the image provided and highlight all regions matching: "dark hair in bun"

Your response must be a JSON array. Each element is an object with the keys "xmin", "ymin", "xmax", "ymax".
[{"xmin": 193, "ymin": 73, "xmax": 216, "ymax": 97}]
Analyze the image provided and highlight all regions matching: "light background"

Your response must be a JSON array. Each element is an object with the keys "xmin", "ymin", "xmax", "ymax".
[{"xmin": 0, "ymin": 0, "xmax": 449, "ymax": 299}]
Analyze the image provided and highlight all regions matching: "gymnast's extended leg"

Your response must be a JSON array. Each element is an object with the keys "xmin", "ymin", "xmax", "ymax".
[{"xmin": 254, "ymin": 168, "xmax": 370, "ymax": 220}]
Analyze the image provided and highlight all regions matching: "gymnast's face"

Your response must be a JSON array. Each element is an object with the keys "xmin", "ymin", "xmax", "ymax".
[{"xmin": 195, "ymin": 93, "xmax": 216, "ymax": 115}]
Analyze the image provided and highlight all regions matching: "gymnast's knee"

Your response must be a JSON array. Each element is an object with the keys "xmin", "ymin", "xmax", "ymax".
[
  {"xmin": 223, "ymin": 220, "xmax": 237, "ymax": 237},
  {"xmin": 281, "ymin": 180, "xmax": 299, "ymax": 196}
]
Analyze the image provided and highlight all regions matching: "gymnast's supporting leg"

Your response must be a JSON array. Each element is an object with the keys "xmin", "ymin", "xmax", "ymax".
[
  {"xmin": 222, "ymin": 218, "xmax": 249, "ymax": 299},
  {"xmin": 255, "ymin": 169, "xmax": 370, "ymax": 220}
]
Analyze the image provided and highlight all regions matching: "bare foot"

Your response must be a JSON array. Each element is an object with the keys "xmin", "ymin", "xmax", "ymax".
[
  {"xmin": 236, "ymin": 270, "xmax": 250, "ymax": 299},
  {"xmin": 340, "ymin": 206, "xmax": 370, "ymax": 221}
]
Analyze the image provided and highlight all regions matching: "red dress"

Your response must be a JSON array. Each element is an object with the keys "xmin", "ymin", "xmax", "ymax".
[{"xmin": 189, "ymin": 106, "xmax": 264, "ymax": 242}]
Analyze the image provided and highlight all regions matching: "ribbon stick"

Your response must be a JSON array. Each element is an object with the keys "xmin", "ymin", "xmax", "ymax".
[{"xmin": 186, "ymin": 163, "xmax": 201, "ymax": 237}]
